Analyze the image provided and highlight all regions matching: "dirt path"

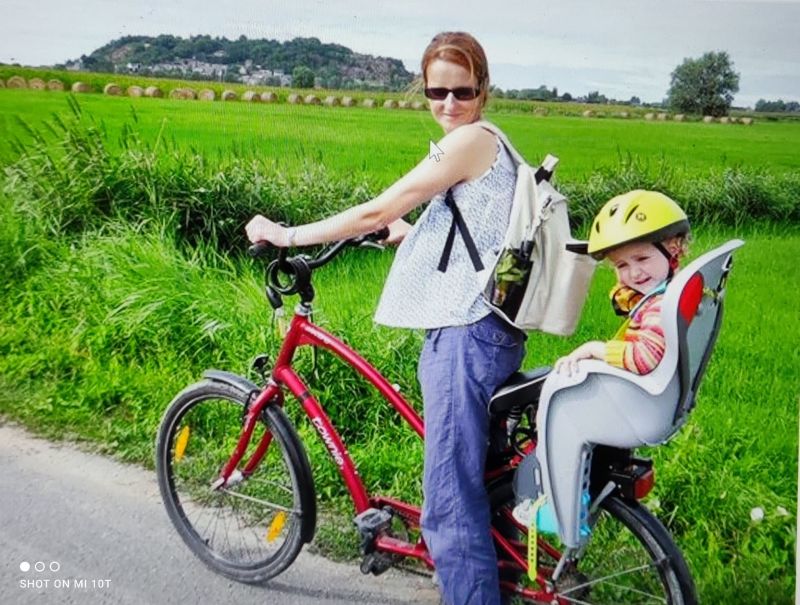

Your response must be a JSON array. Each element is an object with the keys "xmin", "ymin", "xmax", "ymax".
[{"xmin": 0, "ymin": 422, "xmax": 440, "ymax": 605}]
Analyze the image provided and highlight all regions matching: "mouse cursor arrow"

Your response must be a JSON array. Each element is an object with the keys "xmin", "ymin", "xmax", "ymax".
[{"xmin": 429, "ymin": 140, "xmax": 445, "ymax": 162}]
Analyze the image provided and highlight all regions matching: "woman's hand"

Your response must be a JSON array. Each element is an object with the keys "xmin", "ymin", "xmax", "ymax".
[
  {"xmin": 245, "ymin": 215, "xmax": 290, "ymax": 247},
  {"xmin": 382, "ymin": 219, "xmax": 412, "ymax": 245},
  {"xmin": 554, "ymin": 341, "xmax": 606, "ymax": 376}
]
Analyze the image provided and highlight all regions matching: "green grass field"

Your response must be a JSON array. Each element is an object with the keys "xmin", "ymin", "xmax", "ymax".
[
  {"xmin": 2, "ymin": 88, "xmax": 800, "ymax": 184},
  {"xmin": 0, "ymin": 78, "xmax": 797, "ymax": 603}
]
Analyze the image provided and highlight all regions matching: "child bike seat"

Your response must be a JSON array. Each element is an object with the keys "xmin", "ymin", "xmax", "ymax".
[
  {"xmin": 488, "ymin": 367, "xmax": 551, "ymax": 415},
  {"xmin": 535, "ymin": 239, "xmax": 744, "ymax": 548}
]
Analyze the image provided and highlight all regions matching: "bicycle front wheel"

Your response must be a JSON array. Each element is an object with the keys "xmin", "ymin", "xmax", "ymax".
[
  {"xmin": 155, "ymin": 379, "xmax": 316, "ymax": 583},
  {"xmin": 490, "ymin": 479, "xmax": 697, "ymax": 604}
]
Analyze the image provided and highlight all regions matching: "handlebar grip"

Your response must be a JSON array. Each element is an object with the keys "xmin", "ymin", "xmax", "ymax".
[
  {"xmin": 248, "ymin": 241, "xmax": 272, "ymax": 258},
  {"xmin": 367, "ymin": 227, "xmax": 390, "ymax": 242}
]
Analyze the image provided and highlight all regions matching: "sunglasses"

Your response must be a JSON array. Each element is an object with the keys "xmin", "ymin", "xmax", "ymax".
[{"xmin": 423, "ymin": 87, "xmax": 480, "ymax": 101}]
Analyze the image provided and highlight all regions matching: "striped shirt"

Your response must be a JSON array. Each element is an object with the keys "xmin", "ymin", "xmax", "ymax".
[{"xmin": 605, "ymin": 294, "xmax": 666, "ymax": 375}]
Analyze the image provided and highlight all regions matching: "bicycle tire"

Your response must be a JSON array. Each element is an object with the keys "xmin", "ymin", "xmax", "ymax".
[
  {"xmin": 489, "ymin": 478, "xmax": 697, "ymax": 604},
  {"xmin": 155, "ymin": 379, "xmax": 316, "ymax": 583}
]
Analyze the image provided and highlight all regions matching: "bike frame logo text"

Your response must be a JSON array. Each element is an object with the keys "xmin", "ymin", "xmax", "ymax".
[{"xmin": 311, "ymin": 417, "xmax": 345, "ymax": 467}]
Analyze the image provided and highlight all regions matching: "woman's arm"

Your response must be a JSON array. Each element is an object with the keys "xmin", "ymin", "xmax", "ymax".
[{"xmin": 245, "ymin": 124, "xmax": 497, "ymax": 246}]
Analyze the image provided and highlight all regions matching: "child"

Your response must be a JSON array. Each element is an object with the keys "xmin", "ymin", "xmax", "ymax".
[
  {"xmin": 555, "ymin": 190, "xmax": 690, "ymax": 377},
  {"xmin": 514, "ymin": 190, "xmax": 691, "ymax": 546}
]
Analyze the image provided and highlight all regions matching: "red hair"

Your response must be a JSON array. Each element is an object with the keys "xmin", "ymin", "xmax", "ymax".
[{"xmin": 421, "ymin": 32, "xmax": 490, "ymax": 112}]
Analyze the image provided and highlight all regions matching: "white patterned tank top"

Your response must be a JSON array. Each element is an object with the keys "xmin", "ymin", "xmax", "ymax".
[{"xmin": 374, "ymin": 134, "xmax": 516, "ymax": 329}]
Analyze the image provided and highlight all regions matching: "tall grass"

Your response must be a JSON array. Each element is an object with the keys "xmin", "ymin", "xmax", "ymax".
[{"xmin": 4, "ymin": 104, "xmax": 799, "ymax": 256}]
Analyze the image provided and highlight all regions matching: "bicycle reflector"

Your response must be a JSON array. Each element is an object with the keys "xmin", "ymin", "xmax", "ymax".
[
  {"xmin": 266, "ymin": 512, "xmax": 287, "ymax": 543},
  {"xmin": 679, "ymin": 273, "xmax": 704, "ymax": 324},
  {"xmin": 634, "ymin": 468, "xmax": 655, "ymax": 500},
  {"xmin": 175, "ymin": 426, "xmax": 190, "ymax": 462}
]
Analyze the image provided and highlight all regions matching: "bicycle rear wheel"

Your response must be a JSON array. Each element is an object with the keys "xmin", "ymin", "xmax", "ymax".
[
  {"xmin": 156, "ymin": 380, "xmax": 315, "ymax": 583},
  {"xmin": 490, "ymin": 479, "xmax": 697, "ymax": 604}
]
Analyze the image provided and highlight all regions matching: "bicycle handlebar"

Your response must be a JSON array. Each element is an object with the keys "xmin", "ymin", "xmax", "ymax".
[{"xmin": 249, "ymin": 226, "xmax": 390, "ymax": 306}]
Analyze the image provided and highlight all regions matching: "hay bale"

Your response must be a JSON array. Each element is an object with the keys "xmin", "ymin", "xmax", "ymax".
[
  {"xmin": 719, "ymin": 116, "xmax": 730, "ymax": 124},
  {"xmin": 0, "ymin": 79, "xmax": 4, "ymax": 88},
  {"xmin": 702, "ymin": 115, "xmax": 714, "ymax": 123},
  {"xmin": 323, "ymin": 95, "xmax": 340, "ymax": 107},
  {"xmin": 103, "ymin": 83, "xmax": 123, "ymax": 96},
  {"xmin": 644, "ymin": 112, "xmax": 655, "ymax": 121},
  {"xmin": 198, "ymin": 89, "xmax": 216, "ymax": 101},
  {"xmin": 657, "ymin": 112, "xmax": 668, "ymax": 121},
  {"xmin": 398, "ymin": 100, "xmax": 411, "ymax": 109},
  {"xmin": 617, "ymin": 111, "xmax": 629, "ymax": 118},
  {"xmin": 242, "ymin": 90, "xmax": 260, "ymax": 102},
  {"xmin": 144, "ymin": 86, "xmax": 163, "ymax": 98},
  {"xmin": 304, "ymin": 94, "xmax": 321, "ymax": 105},
  {"xmin": 28, "ymin": 78, "xmax": 46, "ymax": 90},
  {"xmin": 260, "ymin": 91, "xmax": 277, "ymax": 103},
  {"xmin": 363, "ymin": 98, "xmax": 376, "ymax": 108},
  {"xmin": 341, "ymin": 96, "xmax": 356, "ymax": 107},
  {"xmin": 47, "ymin": 79, "xmax": 65, "ymax": 91},
  {"xmin": 674, "ymin": 114, "xmax": 685, "ymax": 122},
  {"xmin": 740, "ymin": 117, "xmax": 754, "ymax": 125},
  {"xmin": 729, "ymin": 116, "xmax": 738, "ymax": 123},
  {"xmin": 169, "ymin": 87, "xmax": 196, "ymax": 100},
  {"xmin": 71, "ymin": 81, "xmax": 91, "ymax": 93},
  {"xmin": 535, "ymin": 107, "xmax": 549, "ymax": 116},
  {"xmin": 287, "ymin": 93, "xmax": 302, "ymax": 104},
  {"xmin": 126, "ymin": 85, "xmax": 144, "ymax": 97},
  {"xmin": 221, "ymin": 90, "xmax": 237, "ymax": 101},
  {"xmin": 582, "ymin": 110, "xmax": 595, "ymax": 118},
  {"xmin": 411, "ymin": 101, "xmax": 426, "ymax": 110},
  {"xmin": 383, "ymin": 99, "xmax": 399, "ymax": 109},
  {"xmin": 7, "ymin": 75, "xmax": 28, "ymax": 88}
]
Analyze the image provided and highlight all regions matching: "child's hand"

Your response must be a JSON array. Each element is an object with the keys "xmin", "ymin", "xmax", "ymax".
[{"xmin": 554, "ymin": 341, "xmax": 606, "ymax": 376}]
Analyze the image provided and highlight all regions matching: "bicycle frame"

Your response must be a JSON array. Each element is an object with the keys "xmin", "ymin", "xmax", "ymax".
[{"xmin": 216, "ymin": 305, "xmax": 559, "ymax": 600}]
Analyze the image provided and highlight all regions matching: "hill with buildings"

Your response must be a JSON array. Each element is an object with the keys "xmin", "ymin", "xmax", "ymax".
[{"xmin": 64, "ymin": 35, "xmax": 415, "ymax": 91}]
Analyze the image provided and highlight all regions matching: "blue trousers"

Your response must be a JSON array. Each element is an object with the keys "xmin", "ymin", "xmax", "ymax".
[{"xmin": 418, "ymin": 312, "xmax": 526, "ymax": 605}]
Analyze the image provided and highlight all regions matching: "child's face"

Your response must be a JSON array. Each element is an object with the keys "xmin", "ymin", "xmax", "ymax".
[{"xmin": 607, "ymin": 241, "xmax": 671, "ymax": 294}]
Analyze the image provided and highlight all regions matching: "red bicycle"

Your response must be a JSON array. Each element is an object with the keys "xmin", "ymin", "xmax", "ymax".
[{"xmin": 155, "ymin": 231, "xmax": 696, "ymax": 604}]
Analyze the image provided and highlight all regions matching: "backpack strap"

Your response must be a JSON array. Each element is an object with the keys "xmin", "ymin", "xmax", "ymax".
[
  {"xmin": 437, "ymin": 189, "xmax": 485, "ymax": 273},
  {"xmin": 437, "ymin": 121, "xmax": 556, "ymax": 274}
]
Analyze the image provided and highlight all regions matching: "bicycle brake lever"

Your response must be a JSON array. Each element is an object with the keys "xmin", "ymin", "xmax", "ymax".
[{"xmin": 358, "ymin": 241, "xmax": 385, "ymax": 251}]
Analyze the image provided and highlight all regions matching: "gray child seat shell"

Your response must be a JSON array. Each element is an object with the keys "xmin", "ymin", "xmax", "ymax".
[{"xmin": 535, "ymin": 239, "xmax": 744, "ymax": 548}]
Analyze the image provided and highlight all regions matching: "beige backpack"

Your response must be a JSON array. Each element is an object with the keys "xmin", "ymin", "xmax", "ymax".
[{"xmin": 438, "ymin": 122, "xmax": 596, "ymax": 335}]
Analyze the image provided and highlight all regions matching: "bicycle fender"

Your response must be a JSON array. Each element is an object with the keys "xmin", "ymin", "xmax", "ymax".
[{"xmin": 203, "ymin": 370, "xmax": 261, "ymax": 399}]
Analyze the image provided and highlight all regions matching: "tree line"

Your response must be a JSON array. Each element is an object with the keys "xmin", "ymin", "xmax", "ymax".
[{"xmin": 60, "ymin": 37, "xmax": 794, "ymax": 115}]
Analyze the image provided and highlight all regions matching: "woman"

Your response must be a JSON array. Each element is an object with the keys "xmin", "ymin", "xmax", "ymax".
[{"xmin": 246, "ymin": 32, "xmax": 525, "ymax": 605}]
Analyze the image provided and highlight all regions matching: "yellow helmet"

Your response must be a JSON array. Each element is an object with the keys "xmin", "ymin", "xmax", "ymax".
[{"xmin": 585, "ymin": 190, "xmax": 690, "ymax": 259}]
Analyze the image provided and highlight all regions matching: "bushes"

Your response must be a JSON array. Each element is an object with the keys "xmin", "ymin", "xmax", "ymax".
[
  {"xmin": 4, "ymin": 103, "xmax": 375, "ymax": 252},
  {"xmin": 560, "ymin": 155, "xmax": 800, "ymax": 231},
  {"xmin": 4, "ymin": 107, "xmax": 799, "ymax": 257}
]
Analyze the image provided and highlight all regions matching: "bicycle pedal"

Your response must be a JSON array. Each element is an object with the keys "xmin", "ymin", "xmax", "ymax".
[
  {"xmin": 353, "ymin": 508, "xmax": 393, "ymax": 554},
  {"xmin": 359, "ymin": 552, "xmax": 393, "ymax": 576},
  {"xmin": 353, "ymin": 508, "xmax": 392, "ymax": 534}
]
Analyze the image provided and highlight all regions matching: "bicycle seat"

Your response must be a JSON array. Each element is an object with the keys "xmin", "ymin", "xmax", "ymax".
[
  {"xmin": 488, "ymin": 367, "xmax": 551, "ymax": 415},
  {"xmin": 534, "ymin": 239, "xmax": 744, "ymax": 548}
]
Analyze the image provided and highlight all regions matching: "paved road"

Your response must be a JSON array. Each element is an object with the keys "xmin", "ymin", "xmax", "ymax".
[{"xmin": 0, "ymin": 423, "xmax": 440, "ymax": 605}]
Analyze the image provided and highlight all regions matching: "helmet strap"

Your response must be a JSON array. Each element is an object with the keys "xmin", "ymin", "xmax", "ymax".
[{"xmin": 653, "ymin": 241, "xmax": 679, "ymax": 279}]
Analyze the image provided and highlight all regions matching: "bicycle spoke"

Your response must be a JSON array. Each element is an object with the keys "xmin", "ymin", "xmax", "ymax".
[{"xmin": 219, "ymin": 487, "xmax": 299, "ymax": 514}]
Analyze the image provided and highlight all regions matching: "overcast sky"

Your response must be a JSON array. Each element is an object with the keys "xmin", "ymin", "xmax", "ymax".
[{"xmin": 3, "ymin": 0, "xmax": 798, "ymax": 107}]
